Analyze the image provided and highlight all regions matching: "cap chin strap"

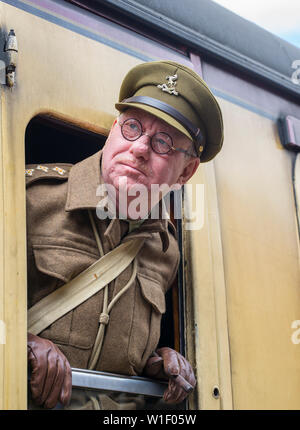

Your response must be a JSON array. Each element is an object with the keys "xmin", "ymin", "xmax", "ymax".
[{"xmin": 122, "ymin": 96, "xmax": 204, "ymax": 156}]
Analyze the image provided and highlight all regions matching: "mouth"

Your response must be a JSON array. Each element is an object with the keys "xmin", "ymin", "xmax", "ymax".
[{"xmin": 119, "ymin": 161, "xmax": 146, "ymax": 176}]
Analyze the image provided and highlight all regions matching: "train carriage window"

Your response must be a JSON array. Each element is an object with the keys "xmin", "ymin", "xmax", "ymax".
[
  {"xmin": 25, "ymin": 115, "xmax": 186, "ymax": 410},
  {"xmin": 25, "ymin": 115, "xmax": 106, "ymax": 164}
]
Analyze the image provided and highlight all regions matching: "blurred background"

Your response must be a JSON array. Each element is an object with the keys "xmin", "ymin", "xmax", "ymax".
[{"xmin": 212, "ymin": 0, "xmax": 300, "ymax": 48}]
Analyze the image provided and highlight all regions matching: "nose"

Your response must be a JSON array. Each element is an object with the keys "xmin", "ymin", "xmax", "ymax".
[{"xmin": 129, "ymin": 134, "xmax": 151, "ymax": 160}]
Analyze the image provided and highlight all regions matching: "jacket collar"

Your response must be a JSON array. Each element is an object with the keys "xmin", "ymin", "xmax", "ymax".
[
  {"xmin": 65, "ymin": 150, "xmax": 173, "ymax": 251},
  {"xmin": 65, "ymin": 150, "xmax": 103, "ymax": 211}
]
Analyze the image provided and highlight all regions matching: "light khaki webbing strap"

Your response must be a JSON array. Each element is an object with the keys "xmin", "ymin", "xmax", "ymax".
[
  {"xmin": 28, "ymin": 236, "xmax": 145, "ymax": 335},
  {"xmin": 88, "ymin": 258, "xmax": 138, "ymax": 369},
  {"xmin": 87, "ymin": 211, "xmax": 139, "ymax": 369}
]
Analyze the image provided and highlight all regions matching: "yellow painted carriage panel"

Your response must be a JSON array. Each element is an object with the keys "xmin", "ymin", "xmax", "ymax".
[
  {"xmin": 215, "ymin": 99, "xmax": 300, "ymax": 409},
  {"xmin": 0, "ymin": 65, "xmax": 4, "ymax": 411},
  {"xmin": 185, "ymin": 152, "xmax": 233, "ymax": 410}
]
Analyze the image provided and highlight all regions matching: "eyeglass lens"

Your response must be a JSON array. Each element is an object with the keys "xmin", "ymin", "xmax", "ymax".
[{"xmin": 121, "ymin": 118, "xmax": 173, "ymax": 154}]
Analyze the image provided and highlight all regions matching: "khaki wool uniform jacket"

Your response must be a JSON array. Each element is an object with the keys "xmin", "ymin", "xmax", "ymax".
[{"xmin": 26, "ymin": 150, "xmax": 180, "ymax": 377}]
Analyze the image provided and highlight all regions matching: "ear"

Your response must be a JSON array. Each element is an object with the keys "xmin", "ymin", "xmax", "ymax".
[{"xmin": 178, "ymin": 157, "xmax": 200, "ymax": 185}]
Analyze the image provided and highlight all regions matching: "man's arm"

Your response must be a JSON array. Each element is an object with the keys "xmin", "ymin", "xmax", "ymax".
[
  {"xmin": 28, "ymin": 333, "xmax": 72, "ymax": 409},
  {"xmin": 144, "ymin": 347, "xmax": 196, "ymax": 404}
]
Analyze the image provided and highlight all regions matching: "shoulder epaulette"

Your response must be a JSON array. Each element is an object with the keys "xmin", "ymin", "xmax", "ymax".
[{"xmin": 25, "ymin": 163, "xmax": 73, "ymax": 187}]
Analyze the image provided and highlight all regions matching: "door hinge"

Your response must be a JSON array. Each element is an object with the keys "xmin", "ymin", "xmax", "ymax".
[{"xmin": 4, "ymin": 29, "xmax": 18, "ymax": 87}]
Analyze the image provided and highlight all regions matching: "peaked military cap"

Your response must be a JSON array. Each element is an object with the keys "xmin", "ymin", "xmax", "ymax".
[{"xmin": 115, "ymin": 60, "xmax": 223, "ymax": 162}]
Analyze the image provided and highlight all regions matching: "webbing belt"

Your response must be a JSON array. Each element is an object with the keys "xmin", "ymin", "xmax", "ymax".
[{"xmin": 28, "ymin": 214, "xmax": 144, "ymax": 342}]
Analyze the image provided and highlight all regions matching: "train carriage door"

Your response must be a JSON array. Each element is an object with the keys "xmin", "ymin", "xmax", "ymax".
[
  {"xmin": 0, "ymin": 0, "xmax": 194, "ymax": 409},
  {"xmin": 0, "ymin": 1, "xmax": 139, "ymax": 410},
  {"xmin": 213, "ymin": 97, "xmax": 300, "ymax": 409}
]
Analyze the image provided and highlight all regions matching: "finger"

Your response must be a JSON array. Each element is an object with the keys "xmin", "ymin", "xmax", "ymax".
[
  {"xmin": 171, "ymin": 374, "xmax": 194, "ymax": 393},
  {"xmin": 44, "ymin": 352, "xmax": 66, "ymax": 409},
  {"xmin": 29, "ymin": 346, "xmax": 50, "ymax": 402},
  {"xmin": 146, "ymin": 356, "xmax": 164, "ymax": 370},
  {"xmin": 170, "ymin": 388, "xmax": 189, "ymax": 405},
  {"xmin": 164, "ymin": 379, "xmax": 184, "ymax": 404},
  {"xmin": 167, "ymin": 379, "xmax": 191, "ymax": 404},
  {"xmin": 174, "ymin": 353, "xmax": 196, "ymax": 388},
  {"xmin": 162, "ymin": 361, "xmax": 195, "ymax": 404},
  {"xmin": 177, "ymin": 355, "xmax": 194, "ymax": 386},
  {"xmin": 157, "ymin": 348, "xmax": 180, "ymax": 376},
  {"xmin": 171, "ymin": 379, "xmax": 191, "ymax": 404},
  {"xmin": 59, "ymin": 359, "xmax": 72, "ymax": 406},
  {"xmin": 37, "ymin": 348, "xmax": 60, "ymax": 406},
  {"xmin": 162, "ymin": 379, "xmax": 172, "ymax": 403},
  {"xmin": 163, "ymin": 378, "xmax": 176, "ymax": 403},
  {"xmin": 144, "ymin": 356, "xmax": 164, "ymax": 379},
  {"xmin": 147, "ymin": 355, "xmax": 164, "ymax": 366}
]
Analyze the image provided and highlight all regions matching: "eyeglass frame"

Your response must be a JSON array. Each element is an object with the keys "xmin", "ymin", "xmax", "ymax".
[{"xmin": 117, "ymin": 116, "xmax": 197, "ymax": 158}]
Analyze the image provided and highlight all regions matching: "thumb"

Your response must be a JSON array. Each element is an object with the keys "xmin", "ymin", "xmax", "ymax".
[{"xmin": 144, "ymin": 355, "xmax": 164, "ymax": 378}]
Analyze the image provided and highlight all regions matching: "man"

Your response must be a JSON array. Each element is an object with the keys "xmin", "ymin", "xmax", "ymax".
[{"xmin": 26, "ymin": 60, "xmax": 223, "ymax": 409}]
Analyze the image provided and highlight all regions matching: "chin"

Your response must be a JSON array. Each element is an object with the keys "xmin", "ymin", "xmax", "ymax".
[{"xmin": 117, "ymin": 176, "xmax": 149, "ymax": 190}]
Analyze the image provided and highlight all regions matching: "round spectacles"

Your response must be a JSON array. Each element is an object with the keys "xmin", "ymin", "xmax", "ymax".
[{"xmin": 119, "ymin": 117, "xmax": 195, "ymax": 157}]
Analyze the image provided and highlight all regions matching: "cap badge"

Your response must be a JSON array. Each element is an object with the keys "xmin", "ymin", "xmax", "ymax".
[{"xmin": 157, "ymin": 74, "xmax": 179, "ymax": 96}]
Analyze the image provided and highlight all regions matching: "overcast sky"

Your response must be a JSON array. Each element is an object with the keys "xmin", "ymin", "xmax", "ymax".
[{"xmin": 212, "ymin": 0, "xmax": 300, "ymax": 48}]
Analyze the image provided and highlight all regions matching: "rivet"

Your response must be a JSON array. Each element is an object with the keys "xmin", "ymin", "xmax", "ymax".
[{"xmin": 212, "ymin": 386, "xmax": 220, "ymax": 399}]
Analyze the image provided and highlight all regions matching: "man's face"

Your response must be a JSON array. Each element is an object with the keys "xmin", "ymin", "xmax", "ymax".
[{"xmin": 101, "ymin": 108, "xmax": 199, "ymax": 194}]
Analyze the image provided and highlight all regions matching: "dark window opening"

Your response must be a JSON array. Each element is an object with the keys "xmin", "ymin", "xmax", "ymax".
[
  {"xmin": 25, "ymin": 115, "xmax": 106, "ymax": 164},
  {"xmin": 26, "ymin": 115, "xmax": 186, "ymax": 409}
]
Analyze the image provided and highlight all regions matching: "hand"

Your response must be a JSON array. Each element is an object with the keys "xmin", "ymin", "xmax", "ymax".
[
  {"xmin": 144, "ymin": 347, "xmax": 196, "ymax": 404},
  {"xmin": 28, "ymin": 333, "xmax": 72, "ymax": 409}
]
